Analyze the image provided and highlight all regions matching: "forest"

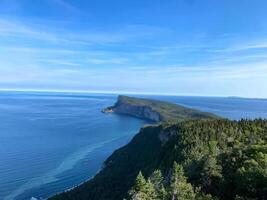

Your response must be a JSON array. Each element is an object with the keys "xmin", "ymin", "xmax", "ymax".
[
  {"xmin": 129, "ymin": 119, "xmax": 267, "ymax": 200},
  {"xmin": 51, "ymin": 119, "xmax": 267, "ymax": 200}
]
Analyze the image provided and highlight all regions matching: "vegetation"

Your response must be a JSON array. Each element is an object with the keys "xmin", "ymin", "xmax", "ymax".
[
  {"xmin": 108, "ymin": 95, "xmax": 219, "ymax": 122},
  {"xmin": 129, "ymin": 162, "xmax": 197, "ymax": 200},
  {"xmin": 50, "ymin": 119, "xmax": 267, "ymax": 200}
]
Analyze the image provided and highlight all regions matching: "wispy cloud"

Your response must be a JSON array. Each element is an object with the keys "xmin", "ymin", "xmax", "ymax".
[
  {"xmin": 0, "ymin": 17, "xmax": 166, "ymax": 45},
  {"xmin": 213, "ymin": 40, "xmax": 267, "ymax": 52},
  {"xmin": 51, "ymin": 0, "xmax": 83, "ymax": 14},
  {"xmin": 38, "ymin": 59, "xmax": 82, "ymax": 67},
  {"xmin": 0, "ymin": 1, "xmax": 267, "ymax": 98},
  {"xmin": 86, "ymin": 58, "xmax": 129, "ymax": 65},
  {"xmin": 0, "ymin": 19, "xmax": 57, "ymax": 41}
]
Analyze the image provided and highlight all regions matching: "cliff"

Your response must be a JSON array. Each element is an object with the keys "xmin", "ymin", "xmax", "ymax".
[
  {"xmin": 49, "ymin": 96, "xmax": 267, "ymax": 200},
  {"xmin": 50, "ymin": 119, "xmax": 267, "ymax": 200},
  {"xmin": 50, "ymin": 96, "xmax": 221, "ymax": 200},
  {"xmin": 102, "ymin": 95, "xmax": 218, "ymax": 122}
]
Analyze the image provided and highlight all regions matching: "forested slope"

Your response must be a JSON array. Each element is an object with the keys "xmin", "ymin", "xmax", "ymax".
[{"xmin": 50, "ymin": 119, "xmax": 267, "ymax": 200}]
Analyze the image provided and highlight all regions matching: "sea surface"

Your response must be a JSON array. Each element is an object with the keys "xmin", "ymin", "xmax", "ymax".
[{"xmin": 1, "ymin": 91, "xmax": 267, "ymax": 200}]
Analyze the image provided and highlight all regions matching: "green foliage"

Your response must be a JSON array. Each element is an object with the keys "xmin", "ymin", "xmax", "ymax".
[
  {"xmin": 234, "ymin": 145, "xmax": 267, "ymax": 198},
  {"xmin": 200, "ymin": 151, "xmax": 222, "ymax": 194},
  {"xmin": 129, "ymin": 172, "xmax": 156, "ymax": 200},
  {"xmin": 148, "ymin": 170, "xmax": 167, "ymax": 200},
  {"xmin": 168, "ymin": 162, "xmax": 196, "ymax": 200},
  {"xmin": 129, "ymin": 162, "xmax": 196, "ymax": 200},
  {"xmin": 50, "ymin": 119, "xmax": 267, "ymax": 200},
  {"xmin": 159, "ymin": 119, "xmax": 267, "ymax": 200},
  {"xmin": 131, "ymin": 172, "xmax": 147, "ymax": 193},
  {"xmin": 112, "ymin": 95, "xmax": 219, "ymax": 122}
]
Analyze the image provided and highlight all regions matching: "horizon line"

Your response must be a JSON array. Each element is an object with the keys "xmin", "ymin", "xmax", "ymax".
[{"xmin": 0, "ymin": 88, "xmax": 266, "ymax": 100}]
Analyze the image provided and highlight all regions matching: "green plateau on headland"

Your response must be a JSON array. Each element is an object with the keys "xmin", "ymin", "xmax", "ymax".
[
  {"xmin": 103, "ymin": 95, "xmax": 219, "ymax": 122},
  {"xmin": 50, "ymin": 96, "xmax": 267, "ymax": 200}
]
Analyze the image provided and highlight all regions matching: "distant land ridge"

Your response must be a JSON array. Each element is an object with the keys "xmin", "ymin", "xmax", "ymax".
[{"xmin": 102, "ymin": 95, "xmax": 218, "ymax": 122}]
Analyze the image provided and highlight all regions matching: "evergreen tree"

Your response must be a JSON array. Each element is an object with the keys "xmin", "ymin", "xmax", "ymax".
[
  {"xmin": 129, "ymin": 172, "xmax": 157, "ymax": 200},
  {"xmin": 168, "ymin": 162, "xmax": 196, "ymax": 200},
  {"xmin": 146, "ymin": 180, "xmax": 157, "ymax": 200},
  {"xmin": 200, "ymin": 141, "xmax": 222, "ymax": 194},
  {"xmin": 149, "ymin": 170, "xmax": 167, "ymax": 200},
  {"xmin": 129, "ymin": 172, "xmax": 148, "ymax": 200}
]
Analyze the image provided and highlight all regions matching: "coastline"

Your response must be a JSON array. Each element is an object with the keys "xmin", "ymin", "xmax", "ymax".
[
  {"xmin": 48, "ymin": 95, "xmax": 218, "ymax": 200},
  {"xmin": 46, "ymin": 121, "xmax": 149, "ymax": 200},
  {"xmin": 46, "ymin": 95, "xmax": 267, "ymax": 200},
  {"xmin": 46, "ymin": 169, "xmax": 100, "ymax": 200}
]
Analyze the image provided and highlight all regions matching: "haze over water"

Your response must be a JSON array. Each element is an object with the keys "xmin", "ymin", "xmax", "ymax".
[{"xmin": 1, "ymin": 91, "xmax": 267, "ymax": 200}]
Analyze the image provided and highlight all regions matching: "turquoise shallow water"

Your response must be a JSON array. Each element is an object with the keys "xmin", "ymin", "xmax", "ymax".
[{"xmin": 1, "ymin": 92, "xmax": 267, "ymax": 200}]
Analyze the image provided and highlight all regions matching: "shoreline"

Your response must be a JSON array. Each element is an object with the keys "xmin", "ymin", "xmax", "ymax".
[
  {"xmin": 46, "ymin": 169, "xmax": 101, "ymax": 200},
  {"xmin": 45, "ymin": 120, "xmax": 149, "ymax": 200}
]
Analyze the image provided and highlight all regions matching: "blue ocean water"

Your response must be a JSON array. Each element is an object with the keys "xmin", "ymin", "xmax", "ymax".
[
  {"xmin": 0, "ymin": 92, "xmax": 146, "ymax": 200},
  {"xmin": 1, "ymin": 92, "xmax": 267, "ymax": 200}
]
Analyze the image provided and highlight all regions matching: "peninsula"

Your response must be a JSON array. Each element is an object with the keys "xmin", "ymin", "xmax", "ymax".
[{"xmin": 102, "ymin": 95, "xmax": 218, "ymax": 122}]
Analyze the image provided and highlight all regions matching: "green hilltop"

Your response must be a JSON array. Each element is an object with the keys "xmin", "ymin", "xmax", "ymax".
[{"xmin": 105, "ymin": 95, "xmax": 219, "ymax": 122}]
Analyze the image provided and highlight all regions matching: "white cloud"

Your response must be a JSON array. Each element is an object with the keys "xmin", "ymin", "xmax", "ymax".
[
  {"xmin": 214, "ymin": 40, "xmax": 267, "ymax": 52},
  {"xmin": 0, "ymin": 18, "xmax": 166, "ymax": 45},
  {"xmin": 86, "ymin": 58, "xmax": 129, "ymax": 65},
  {"xmin": 0, "ymin": 13, "xmax": 267, "ymax": 97}
]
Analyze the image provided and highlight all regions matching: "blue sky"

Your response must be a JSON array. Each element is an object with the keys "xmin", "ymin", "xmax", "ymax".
[{"xmin": 0, "ymin": 0, "xmax": 267, "ymax": 97}]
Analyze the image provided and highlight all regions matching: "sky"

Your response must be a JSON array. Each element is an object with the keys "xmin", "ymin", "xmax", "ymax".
[{"xmin": 0, "ymin": 0, "xmax": 267, "ymax": 98}]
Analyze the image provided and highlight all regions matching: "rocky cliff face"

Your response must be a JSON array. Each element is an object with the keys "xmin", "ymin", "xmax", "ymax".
[
  {"xmin": 113, "ymin": 103, "xmax": 161, "ymax": 122},
  {"xmin": 103, "ymin": 96, "xmax": 162, "ymax": 122}
]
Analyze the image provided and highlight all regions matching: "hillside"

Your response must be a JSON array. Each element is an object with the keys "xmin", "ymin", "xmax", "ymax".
[
  {"xmin": 50, "ymin": 119, "xmax": 267, "ymax": 200},
  {"xmin": 50, "ymin": 96, "xmax": 266, "ymax": 200},
  {"xmin": 102, "ymin": 95, "xmax": 218, "ymax": 122}
]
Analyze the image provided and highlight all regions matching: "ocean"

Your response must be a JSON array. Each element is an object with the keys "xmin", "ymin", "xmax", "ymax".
[{"xmin": 0, "ymin": 91, "xmax": 267, "ymax": 200}]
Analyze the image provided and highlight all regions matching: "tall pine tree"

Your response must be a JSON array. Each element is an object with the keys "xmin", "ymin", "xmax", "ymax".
[{"xmin": 169, "ymin": 162, "xmax": 196, "ymax": 200}]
